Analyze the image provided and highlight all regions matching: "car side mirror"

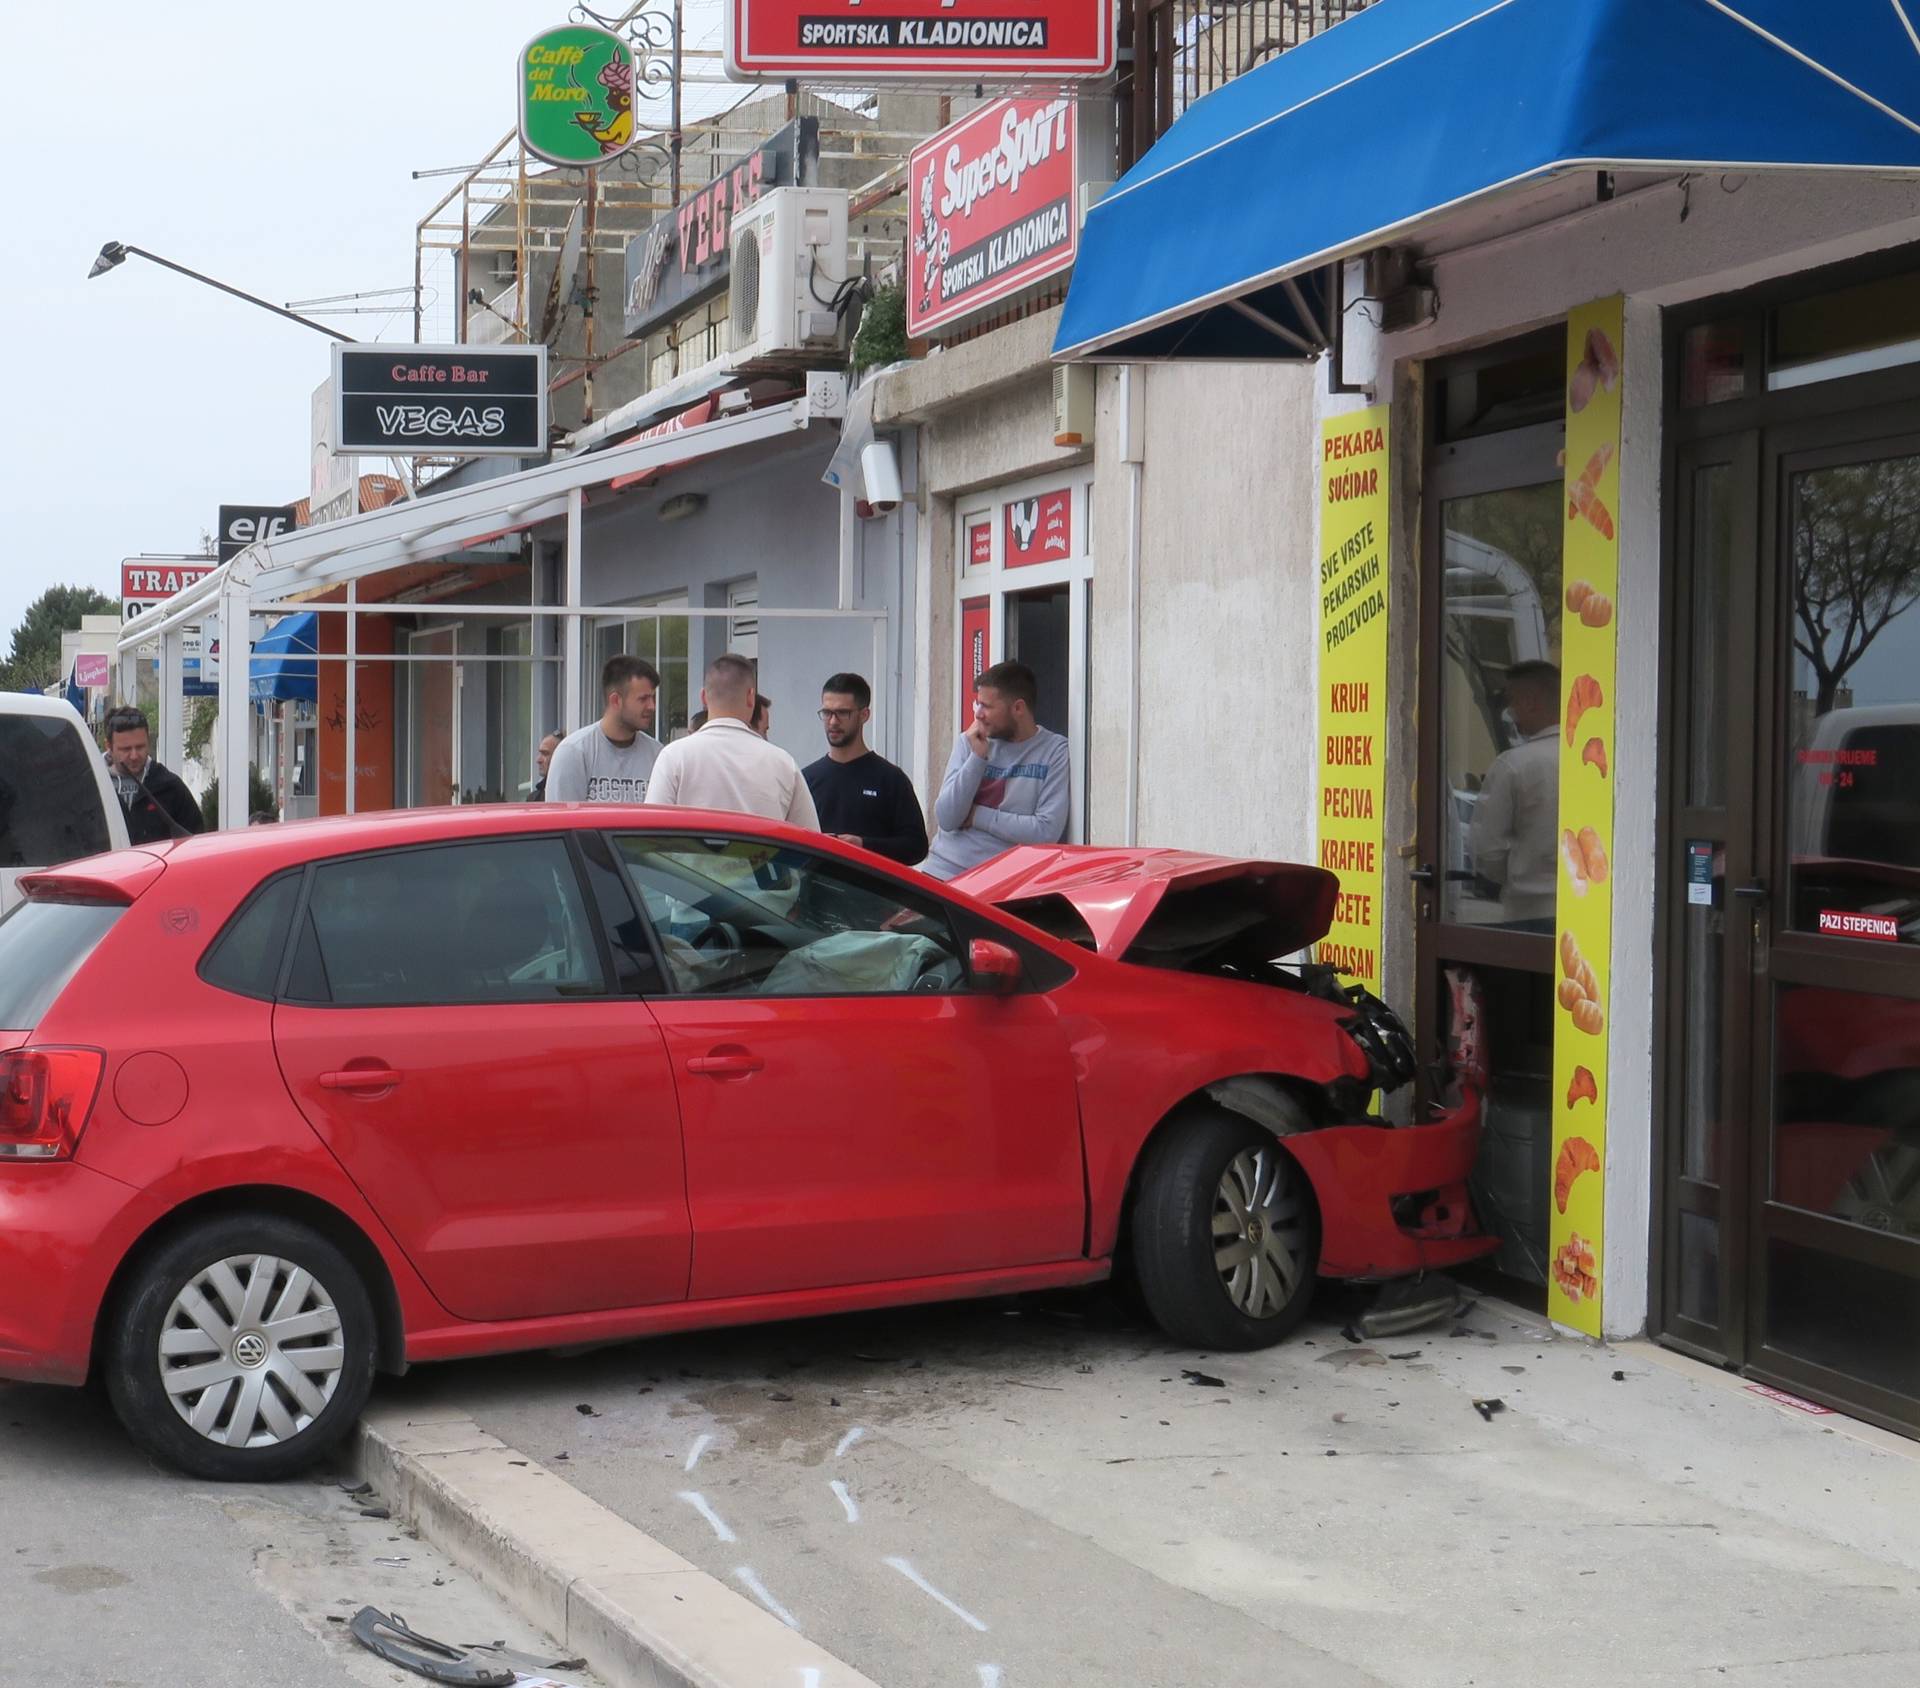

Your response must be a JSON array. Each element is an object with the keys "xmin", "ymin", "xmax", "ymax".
[{"xmin": 969, "ymin": 938, "xmax": 1023, "ymax": 995}]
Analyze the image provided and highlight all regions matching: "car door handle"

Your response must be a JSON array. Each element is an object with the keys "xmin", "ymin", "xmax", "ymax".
[
  {"xmin": 685, "ymin": 1052, "xmax": 764, "ymax": 1077},
  {"xmin": 318, "ymin": 1067, "xmax": 402, "ymax": 1093}
]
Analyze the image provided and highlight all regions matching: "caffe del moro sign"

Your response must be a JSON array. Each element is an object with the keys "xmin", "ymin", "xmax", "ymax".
[
  {"xmin": 332, "ymin": 345, "xmax": 548, "ymax": 459},
  {"xmin": 909, "ymin": 96, "xmax": 1078, "ymax": 338},
  {"xmin": 726, "ymin": 0, "xmax": 1113, "ymax": 80}
]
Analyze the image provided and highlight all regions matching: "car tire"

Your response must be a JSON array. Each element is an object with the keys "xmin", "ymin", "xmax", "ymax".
[
  {"xmin": 104, "ymin": 1215, "xmax": 376, "ymax": 1482},
  {"xmin": 1131, "ymin": 1107, "xmax": 1320, "ymax": 1352}
]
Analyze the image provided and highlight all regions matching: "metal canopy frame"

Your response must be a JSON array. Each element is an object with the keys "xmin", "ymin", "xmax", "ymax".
[{"xmin": 117, "ymin": 389, "xmax": 851, "ymax": 828}]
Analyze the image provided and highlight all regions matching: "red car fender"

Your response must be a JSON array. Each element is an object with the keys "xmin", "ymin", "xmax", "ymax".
[{"xmin": 1056, "ymin": 966, "xmax": 1373, "ymax": 1260}]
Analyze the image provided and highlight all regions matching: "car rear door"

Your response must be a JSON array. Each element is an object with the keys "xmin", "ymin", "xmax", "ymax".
[
  {"xmin": 610, "ymin": 831, "xmax": 1085, "ymax": 1301},
  {"xmin": 270, "ymin": 832, "xmax": 690, "ymax": 1322}
]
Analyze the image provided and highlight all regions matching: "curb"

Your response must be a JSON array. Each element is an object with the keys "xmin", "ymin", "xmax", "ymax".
[{"xmin": 358, "ymin": 1407, "xmax": 885, "ymax": 1688}]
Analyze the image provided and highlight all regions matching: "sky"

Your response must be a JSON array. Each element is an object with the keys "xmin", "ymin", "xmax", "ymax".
[{"xmin": 0, "ymin": 1, "xmax": 733, "ymax": 646}]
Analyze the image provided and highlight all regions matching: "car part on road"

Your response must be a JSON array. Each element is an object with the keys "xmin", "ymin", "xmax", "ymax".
[
  {"xmin": 105, "ymin": 1214, "xmax": 376, "ymax": 1480},
  {"xmin": 348, "ymin": 1607, "xmax": 517, "ymax": 1686},
  {"xmin": 1131, "ymin": 1106, "xmax": 1321, "ymax": 1349},
  {"xmin": 1357, "ymin": 1272, "xmax": 1464, "ymax": 1339}
]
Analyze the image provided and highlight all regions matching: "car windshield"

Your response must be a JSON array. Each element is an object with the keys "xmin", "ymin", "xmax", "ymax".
[
  {"xmin": 0, "ymin": 714, "xmax": 111, "ymax": 870},
  {"xmin": 0, "ymin": 899, "xmax": 122, "ymax": 1029}
]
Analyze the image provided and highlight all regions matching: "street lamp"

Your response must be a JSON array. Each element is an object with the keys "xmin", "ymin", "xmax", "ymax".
[{"xmin": 87, "ymin": 240, "xmax": 356, "ymax": 343}]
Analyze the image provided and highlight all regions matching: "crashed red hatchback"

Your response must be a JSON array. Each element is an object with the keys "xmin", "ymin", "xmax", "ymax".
[{"xmin": 0, "ymin": 810, "xmax": 1491, "ymax": 1479}]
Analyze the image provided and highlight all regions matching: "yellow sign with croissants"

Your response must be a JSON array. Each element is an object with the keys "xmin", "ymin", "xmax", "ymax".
[{"xmin": 1549, "ymin": 296, "xmax": 1623, "ymax": 1336}]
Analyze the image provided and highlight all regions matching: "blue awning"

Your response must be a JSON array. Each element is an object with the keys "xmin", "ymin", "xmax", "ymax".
[
  {"xmin": 249, "ymin": 612, "xmax": 318, "ymax": 705},
  {"xmin": 1056, "ymin": 0, "xmax": 1920, "ymax": 361}
]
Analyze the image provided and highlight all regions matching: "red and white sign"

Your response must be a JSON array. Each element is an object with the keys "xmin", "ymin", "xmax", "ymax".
[
  {"xmin": 1005, "ymin": 487, "xmax": 1071, "ymax": 567},
  {"xmin": 1744, "ymin": 1382, "xmax": 1834, "ymax": 1416},
  {"xmin": 1818, "ymin": 908, "xmax": 1901, "ymax": 942},
  {"xmin": 73, "ymin": 653, "xmax": 110, "ymax": 690},
  {"xmin": 121, "ymin": 561, "xmax": 216, "ymax": 622},
  {"xmin": 909, "ymin": 96, "xmax": 1079, "ymax": 338},
  {"xmin": 727, "ymin": 0, "xmax": 1113, "ymax": 82},
  {"xmin": 961, "ymin": 595, "xmax": 991, "ymax": 719},
  {"xmin": 967, "ymin": 520, "xmax": 993, "ymax": 569}
]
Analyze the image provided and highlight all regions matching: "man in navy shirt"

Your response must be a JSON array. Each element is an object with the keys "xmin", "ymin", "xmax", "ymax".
[{"xmin": 802, "ymin": 673, "xmax": 928, "ymax": 867}]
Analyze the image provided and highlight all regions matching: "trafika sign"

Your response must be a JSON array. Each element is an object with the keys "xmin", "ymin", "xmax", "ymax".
[
  {"xmin": 909, "ymin": 96, "xmax": 1078, "ymax": 337},
  {"xmin": 725, "ymin": 0, "xmax": 1113, "ymax": 81}
]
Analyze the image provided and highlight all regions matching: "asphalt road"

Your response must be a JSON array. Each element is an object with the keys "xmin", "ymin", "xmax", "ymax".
[
  {"xmin": 0, "ymin": 1378, "xmax": 598, "ymax": 1688},
  {"xmin": 381, "ymin": 1283, "xmax": 1920, "ymax": 1688}
]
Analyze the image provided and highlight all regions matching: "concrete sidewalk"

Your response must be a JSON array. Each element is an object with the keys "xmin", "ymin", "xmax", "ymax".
[{"xmin": 378, "ymin": 1285, "xmax": 1920, "ymax": 1688}]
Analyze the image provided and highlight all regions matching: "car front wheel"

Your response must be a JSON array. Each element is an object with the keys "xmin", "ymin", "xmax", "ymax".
[
  {"xmin": 105, "ymin": 1215, "xmax": 376, "ymax": 1481},
  {"xmin": 1131, "ymin": 1108, "xmax": 1321, "ymax": 1351}
]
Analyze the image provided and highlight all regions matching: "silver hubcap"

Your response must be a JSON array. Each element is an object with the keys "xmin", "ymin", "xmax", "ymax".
[
  {"xmin": 1213, "ymin": 1147, "xmax": 1310, "ymax": 1319},
  {"xmin": 158, "ymin": 1254, "xmax": 345, "ymax": 1449}
]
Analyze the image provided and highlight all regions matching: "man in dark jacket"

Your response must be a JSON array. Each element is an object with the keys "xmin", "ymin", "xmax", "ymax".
[
  {"xmin": 104, "ymin": 706, "xmax": 204, "ymax": 843},
  {"xmin": 802, "ymin": 673, "xmax": 927, "ymax": 866}
]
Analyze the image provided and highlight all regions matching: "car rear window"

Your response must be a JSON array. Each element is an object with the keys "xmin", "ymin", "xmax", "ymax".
[
  {"xmin": 0, "ymin": 715, "xmax": 111, "ymax": 870},
  {"xmin": 0, "ymin": 900, "xmax": 122, "ymax": 1029}
]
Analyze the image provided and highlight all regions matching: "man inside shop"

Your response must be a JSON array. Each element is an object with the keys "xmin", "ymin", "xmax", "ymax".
[
  {"xmin": 804, "ymin": 672, "xmax": 927, "ymax": 866},
  {"xmin": 1466, "ymin": 659, "xmax": 1561, "ymax": 930},
  {"xmin": 923, "ymin": 660, "xmax": 1070, "ymax": 880},
  {"xmin": 545, "ymin": 655, "xmax": 661, "ymax": 803},
  {"xmin": 103, "ymin": 705, "xmax": 204, "ymax": 844}
]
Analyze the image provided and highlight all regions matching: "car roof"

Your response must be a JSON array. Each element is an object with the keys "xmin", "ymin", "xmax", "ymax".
[
  {"xmin": 0, "ymin": 693, "xmax": 93, "ymax": 726},
  {"xmin": 135, "ymin": 804, "xmax": 831, "ymax": 875}
]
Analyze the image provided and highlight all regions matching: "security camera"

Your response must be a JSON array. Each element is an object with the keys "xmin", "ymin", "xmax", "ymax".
[{"xmin": 859, "ymin": 439, "xmax": 902, "ymax": 512}]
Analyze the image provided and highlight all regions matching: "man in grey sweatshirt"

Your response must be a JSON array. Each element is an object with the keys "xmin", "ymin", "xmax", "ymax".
[
  {"xmin": 923, "ymin": 660, "xmax": 1071, "ymax": 879},
  {"xmin": 545, "ymin": 654, "xmax": 662, "ymax": 803}
]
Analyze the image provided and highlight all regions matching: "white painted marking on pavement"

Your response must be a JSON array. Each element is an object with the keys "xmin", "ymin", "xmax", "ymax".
[
  {"xmin": 978, "ymin": 1668, "xmax": 1004, "ymax": 1687},
  {"xmin": 685, "ymin": 1432, "xmax": 714, "ymax": 1471},
  {"xmin": 883, "ymin": 1555, "xmax": 990, "ymax": 1632},
  {"xmin": 830, "ymin": 1479, "xmax": 860, "ymax": 1524},
  {"xmin": 676, "ymin": 1490, "xmax": 737, "ymax": 1543},
  {"xmin": 735, "ymin": 1565, "xmax": 802, "ymax": 1630},
  {"xmin": 835, "ymin": 1426, "xmax": 866, "ymax": 1457}
]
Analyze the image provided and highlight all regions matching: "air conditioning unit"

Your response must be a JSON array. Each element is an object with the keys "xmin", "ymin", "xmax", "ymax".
[
  {"xmin": 488, "ymin": 249, "xmax": 518, "ymax": 282},
  {"xmin": 728, "ymin": 188, "xmax": 850, "ymax": 366}
]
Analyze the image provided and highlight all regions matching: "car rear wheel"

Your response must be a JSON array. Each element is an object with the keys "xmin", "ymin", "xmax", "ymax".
[
  {"xmin": 105, "ymin": 1215, "xmax": 376, "ymax": 1481},
  {"xmin": 1131, "ymin": 1108, "xmax": 1320, "ymax": 1351}
]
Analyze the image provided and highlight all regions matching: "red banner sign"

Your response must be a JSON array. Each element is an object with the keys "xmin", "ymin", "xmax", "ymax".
[
  {"xmin": 727, "ymin": 0, "xmax": 1112, "ymax": 81},
  {"xmin": 908, "ymin": 96, "xmax": 1079, "ymax": 338},
  {"xmin": 968, "ymin": 520, "xmax": 992, "ymax": 568},
  {"xmin": 1005, "ymin": 487, "xmax": 1071, "ymax": 567},
  {"xmin": 1818, "ymin": 908, "xmax": 1901, "ymax": 942},
  {"xmin": 961, "ymin": 595, "xmax": 991, "ymax": 720}
]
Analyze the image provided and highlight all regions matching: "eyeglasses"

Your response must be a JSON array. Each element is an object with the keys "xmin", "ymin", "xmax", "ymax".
[{"xmin": 817, "ymin": 707, "xmax": 860, "ymax": 721}]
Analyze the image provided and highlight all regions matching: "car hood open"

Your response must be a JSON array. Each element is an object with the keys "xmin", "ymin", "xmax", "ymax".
[{"xmin": 951, "ymin": 846, "xmax": 1339, "ymax": 965}]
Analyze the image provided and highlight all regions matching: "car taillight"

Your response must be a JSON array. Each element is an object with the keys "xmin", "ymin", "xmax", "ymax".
[{"xmin": 0, "ymin": 1048, "xmax": 105, "ymax": 1161}]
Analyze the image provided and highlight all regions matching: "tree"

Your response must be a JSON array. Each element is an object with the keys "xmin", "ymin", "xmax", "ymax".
[
  {"xmin": 1791, "ymin": 458, "xmax": 1920, "ymax": 714},
  {"xmin": 1, "ymin": 584, "xmax": 117, "ymax": 692}
]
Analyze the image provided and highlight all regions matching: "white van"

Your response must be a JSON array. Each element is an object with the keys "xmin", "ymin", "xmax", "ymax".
[{"xmin": 0, "ymin": 694, "xmax": 129, "ymax": 916}]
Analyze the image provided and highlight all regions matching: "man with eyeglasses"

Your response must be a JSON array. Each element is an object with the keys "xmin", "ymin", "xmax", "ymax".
[
  {"xmin": 102, "ymin": 705, "xmax": 204, "ymax": 843},
  {"xmin": 802, "ymin": 672, "xmax": 927, "ymax": 866}
]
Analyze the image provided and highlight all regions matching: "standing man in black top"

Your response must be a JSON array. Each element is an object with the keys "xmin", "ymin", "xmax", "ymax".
[
  {"xmin": 802, "ymin": 673, "xmax": 927, "ymax": 866},
  {"xmin": 103, "ymin": 705, "xmax": 204, "ymax": 843}
]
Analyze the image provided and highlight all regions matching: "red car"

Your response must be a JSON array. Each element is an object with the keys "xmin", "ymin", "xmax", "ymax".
[{"xmin": 0, "ymin": 808, "xmax": 1490, "ymax": 1479}]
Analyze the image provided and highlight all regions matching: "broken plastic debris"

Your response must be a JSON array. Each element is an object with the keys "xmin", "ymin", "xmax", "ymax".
[
  {"xmin": 1181, "ymin": 1369, "xmax": 1225, "ymax": 1388},
  {"xmin": 574, "ymin": 1403, "xmax": 599, "ymax": 1417},
  {"xmin": 347, "ymin": 1607, "xmax": 515, "ymax": 1686},
  {"xmin": 1472, "ymin": 1398, "xmax": 1507, "ymax": 1423}
]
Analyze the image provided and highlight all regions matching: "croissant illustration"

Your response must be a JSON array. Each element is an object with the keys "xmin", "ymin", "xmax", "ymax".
[
  {"xmin": 1569, "ymin": 445, "xmax": 1617, "ymax": 540},
  {"xmin": 1566, "ymin": 674, "xmax": 1604, "ymax": 745},
  {"xmin": 1582, "ymin": 737, "xmax": 1609, "ymax": 778},
  {"xmin": 1559, "ymin": 931, "xmax": 1606, "ymax": 1033},
  {"xmin": 1555, "ymin": 1134, "xmax": 1600, "ymax": 1212},
  {"xmin": 1567, "ymin": 1066, "xmax": 1598, "ymax": 1109}
]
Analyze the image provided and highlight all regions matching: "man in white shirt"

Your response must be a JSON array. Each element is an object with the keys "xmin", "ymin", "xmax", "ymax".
[
  {"xmin": 1467, "ymin": 660, "xmax": 1561, "ymax": 930},
  {"xmin": 646, "ymin": 653, "xmax": 819, "ymax": 828}
]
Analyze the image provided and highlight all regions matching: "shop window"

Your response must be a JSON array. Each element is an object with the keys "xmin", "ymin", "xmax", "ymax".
[
  {"xmin": 1434, "ymin": 333, "xmax": 1565, "ymax": 441},
  {"xmin": 596, "ymin": 597, "xmax": 691, "ymax": 739},
  {"xmin": 1440, "ymin": 485, "xmax": 1563, "ymax": 930},
  {"xmin": 1771, "ymin": 272, "xmax": 1920, "ymax": 392},
  {"xmin": 1679, "ymin": 320, "xmax": 1747, "ymax": 407}
]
